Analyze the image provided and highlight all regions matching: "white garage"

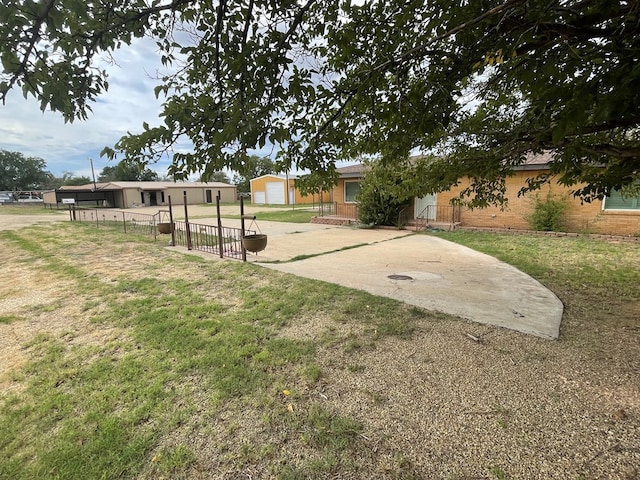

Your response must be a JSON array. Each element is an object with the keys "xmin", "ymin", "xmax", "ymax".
[{"xmin": 250, "ymin": 174, "xmax": 290, "ymax": 205}]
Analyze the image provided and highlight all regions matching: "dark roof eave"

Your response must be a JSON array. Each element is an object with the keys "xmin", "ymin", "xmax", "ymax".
[
  {"xmin": 334, "ymin": 158, "xmax": 554, "ymax": 178},
  {"xmin": 513, "ymin": 164, "xmax": 551, "ymax": 171},
  {"xmin": 57, "ymin": 187, "xmax": 120, "ymax": 192}
]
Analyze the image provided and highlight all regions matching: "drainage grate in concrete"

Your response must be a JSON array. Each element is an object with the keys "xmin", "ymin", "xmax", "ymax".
[{"xmin": 387, "ymin": 274, "xmax": 414, "ymax": 280}]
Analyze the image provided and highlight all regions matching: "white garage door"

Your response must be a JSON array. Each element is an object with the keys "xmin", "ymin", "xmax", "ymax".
[
  {"xmin": 254, "ymin": 191, "xmax": 266, "ymax": 204},
  {"xmin": 266, "ymin": 181, "xmax": 285, "ymax": 204}
]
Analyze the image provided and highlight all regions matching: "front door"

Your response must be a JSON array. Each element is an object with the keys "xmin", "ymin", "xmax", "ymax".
[{"xmin": 415, "ymin": 194, "xmax": 436, "ymax": 220}]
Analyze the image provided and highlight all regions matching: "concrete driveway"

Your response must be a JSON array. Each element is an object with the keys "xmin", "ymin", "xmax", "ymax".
[
  {"xmin": 1, "ymin": 208, "xmax": 563, "ymax": 339},
  {"xmin": 211, "ymin": 219, "xmax": 563, "ymax": 339}
]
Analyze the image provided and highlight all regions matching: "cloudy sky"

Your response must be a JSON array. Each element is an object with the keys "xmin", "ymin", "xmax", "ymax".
[
  {"xmin": 1, "ymin": 38, "xmax": 165, "ymax": 178},
  {"xmin": 0, "ymin": 37, "xmax": 277, "ymax": 180}
]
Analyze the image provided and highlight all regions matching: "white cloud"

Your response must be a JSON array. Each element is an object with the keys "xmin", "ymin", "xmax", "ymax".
[
  {"xmin": 0, "ymin": 37, "xmax": 173, "ymax": 178},
  {"xmin": 0, "ymin": 35, "xmax": 355, "ymax": 180}
]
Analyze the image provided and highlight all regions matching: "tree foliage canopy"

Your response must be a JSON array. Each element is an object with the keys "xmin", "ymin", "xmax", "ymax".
[
  {"xmin": 98, "ymin": 160, "xmax": 158, "ymax": 182},
  {"xmin": 202, "ymin": 170, "xmax": 230, "ymax": 184},
  {"xmin": 0, "ymin": 150, "xmax": 52, "ymax": 191},
  {"xmin": 48, "ymin": 172, "xmax": 93, "ymax": 189},
  {"xmin": 231, "ymin": 155, "xmax": 275, "ymax": 193},
  {"xmin": 2, "ymin": 0, "xmax": 639, "ymax": 205}
]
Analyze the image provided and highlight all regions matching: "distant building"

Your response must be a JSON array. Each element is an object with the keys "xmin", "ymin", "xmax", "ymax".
[
  {"xmin": 43, "ymin": 181, "xmax": 237, "ymax": 208},
  {"xmin": 250, "ymin": 174, "xmax": 330, "ymax": 205}
]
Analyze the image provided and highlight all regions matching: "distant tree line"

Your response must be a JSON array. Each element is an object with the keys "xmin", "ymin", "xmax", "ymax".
[
  {"xmin": 0, "ymin": 149, "xmax": 275, "ymax": 192},
  {"xmin": 0, "ymin": 149, "xmax": 161, "ymax": 191},
  {"xmin": 97, "ymin": 161, "xmax": 159, "ymax": 182},
  {"xmin": 0, "ymin": 150, "xmax": 62, "ymax": 191}
]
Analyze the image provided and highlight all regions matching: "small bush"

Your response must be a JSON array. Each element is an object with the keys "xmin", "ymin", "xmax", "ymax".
[
  {"xmin": 526, "ymin": 192, "xmax": 568, "ymax": 231},
  {"xmin": 356, "ymin": 163, "xmax": 411, "ymax": 227}
]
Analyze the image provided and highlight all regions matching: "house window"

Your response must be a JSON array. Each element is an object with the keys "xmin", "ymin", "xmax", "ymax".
[
  {"xmin": 344, "ymin": 181, "xmax": 360, "ymax": 203},
  {"xmin": 604, "ymin": 189, "xmax": 640, "ymax": 210}
]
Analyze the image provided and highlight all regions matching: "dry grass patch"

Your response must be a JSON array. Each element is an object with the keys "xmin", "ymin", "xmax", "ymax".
[
  {"xmin": 0, "ymin": 223, "xmax": 638, "ymax": 480},
  {"xmin": 0, "ymin": 239, "xmax": 79, "ymax": 396}
]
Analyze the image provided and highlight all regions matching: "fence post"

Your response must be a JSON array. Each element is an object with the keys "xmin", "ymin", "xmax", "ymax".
[
  {"xmin": 153, "ymin": 213, "xmax": 157, "ymax": 241},
  {"xmin": 183, "ymin": 191, "xmax": 192, "ymax": 250},
  {"xmin": 168, "ymin": 196, "xmax": 175, "ymax": 246},
  {"xmin": 122, "ymin": 211, "xmax": 126, "ymax": 233},
  {"xmin": 240, "ymin": 196, "xmax": 247, "ymax": 262},
  {"xmin": 216, "ymin": 192, "xmax": 224, "ymax": 258}
]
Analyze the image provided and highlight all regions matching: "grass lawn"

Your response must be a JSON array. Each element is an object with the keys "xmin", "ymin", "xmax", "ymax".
[
  {"xmin": 224, "ymin": 208, "xmax": 318, "ymax": 223},
  {"xmin": 433, "ymin": 231, "xmax": 639, "ymax": 339},
  {"xmin": 200, "ymin": 201, "xmax": 319, "ymax": 210},
  {"xmin": 0, "ymin": 222, "xmax": 638, "ymax": 479}
]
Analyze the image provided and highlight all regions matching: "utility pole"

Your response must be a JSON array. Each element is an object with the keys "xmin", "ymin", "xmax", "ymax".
[{"xmin": 89, "ymin": 158, "xmax": 98, "ymax": 191}]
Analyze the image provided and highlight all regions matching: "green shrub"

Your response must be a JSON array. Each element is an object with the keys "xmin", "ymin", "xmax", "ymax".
[
  {"xmin": 356, "ymin": 163, "xmax": 411, "ymax": 227},
  {"xmin": 526, "ymin": 192, "xmax": 568, "ymax": 231}
]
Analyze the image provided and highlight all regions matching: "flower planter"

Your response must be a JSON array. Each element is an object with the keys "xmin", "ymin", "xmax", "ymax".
[
  {"xmin": 158, "ymin": 222, "xmax": 173, "ymax": 234},
  {"xmin": 242, "ymin": 234, "xmax": 268, "ymax": 253}
]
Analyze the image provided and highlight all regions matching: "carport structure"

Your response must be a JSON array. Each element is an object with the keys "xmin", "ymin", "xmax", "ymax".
[
  {"xmin": 45, "ymin": 181, "xmax": 237, "ymax": 208},
  {"xmin": 48, "ymin": 184, "xmax": 117, "ymax": 207}
]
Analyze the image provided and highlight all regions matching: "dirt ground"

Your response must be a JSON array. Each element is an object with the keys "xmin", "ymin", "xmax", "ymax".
[
  {"xmin": 1, "ymin": 212, "xmax": 639, "ymax": 479},
  {"xmin": 0, "ymin": 211, "xmax": 68, "ymax": 230},
  {"xmin": 0, "ymin": 210, "xmax": 70, "ymax": 361}
]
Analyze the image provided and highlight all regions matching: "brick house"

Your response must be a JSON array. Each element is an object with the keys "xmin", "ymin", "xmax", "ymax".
[{"xmin": 318, "ymin": 156, "xmax": 640, "ymax": 236}]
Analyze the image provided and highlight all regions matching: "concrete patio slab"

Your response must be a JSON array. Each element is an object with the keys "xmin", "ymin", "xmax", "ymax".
[
  {"xmin": 189, "ymin": 218, "xmax": 413, "ymax": 262},
  {"xmin": 251, "ymin": 229, "xmax": 563, "ymax": 339},
  {"xmin": 167, "ymin": 216, "xmax": 563, "ymax": 339}
]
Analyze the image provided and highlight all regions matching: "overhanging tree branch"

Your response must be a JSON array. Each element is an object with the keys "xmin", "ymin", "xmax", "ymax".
[
  {"xmin": 1, "ymin": 0, "xmax": 639, "ymax": 204},
  {"xmin": 369, "ymin": 0, "xmax": 526, "ymax": 75}
]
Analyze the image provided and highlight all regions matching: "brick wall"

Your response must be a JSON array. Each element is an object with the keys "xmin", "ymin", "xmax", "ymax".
[
  {"xmin": 437, "ymin": 171, "xmax": 640, "ymax": 236},
  {"xmin": 310, "ymin": 216, "xmax": 354, "ymax": 225}
]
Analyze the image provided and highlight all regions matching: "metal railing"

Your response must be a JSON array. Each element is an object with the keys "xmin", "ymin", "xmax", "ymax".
[
  {"xmin": 171, "ymin": 221, "xmax": 255, "ymax": 260},
  {"xmin": 397, "ymin": 206, "xmax": 413, "ymax": 228},
  {"xmin": 317, "ymin": 202, "xmax": 359, "ymax": 219},
  {"xmin": 71, "ymin": 207, "xmax": 254, "ymax": 260},
  {"xmin": 314, "ymin": 202, "xmax": 460, "ymax": 228},
  {"xmin": 416, "ymin": 205, "xmax": 461, "ymax": 225},
  {"xmin": 73, "ymin": 207, "xmax": 161, "ymax": 237}
]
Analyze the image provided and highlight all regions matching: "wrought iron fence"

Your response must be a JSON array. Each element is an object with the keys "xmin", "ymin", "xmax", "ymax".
[
  {"xmin": 171, "ymin": 221, "xmax": 255, "ymax": 260},
  {"xmin": 397, "ymin": 206, "xmax": 413, "ymax": 228},
  {"xmin": 317, "ymin": 202, "xmax": 359, "ymax": 219},
  {"xmin": 416, "ymin": 205, "xmax": 461, "ymax": 224},
  {"xmin": 71, "ymin": 207, "xmax": 254, "ymax": 260},
  {"xmin": 73, "ymin": 207, "xmax": 161, "ymax": 237}
]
